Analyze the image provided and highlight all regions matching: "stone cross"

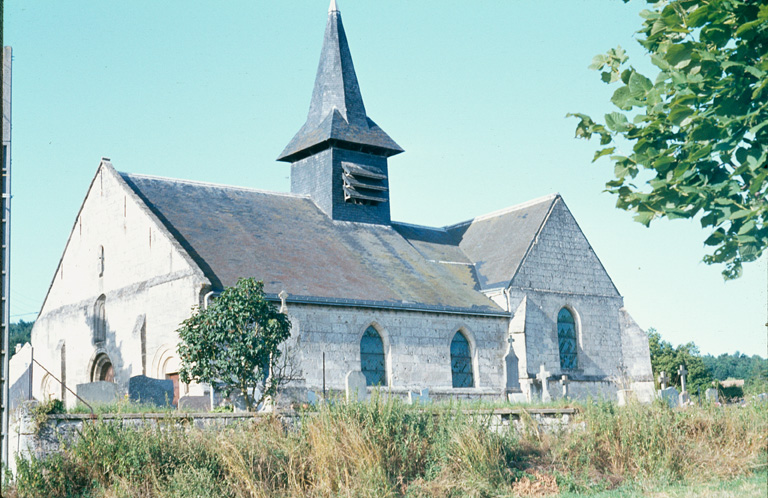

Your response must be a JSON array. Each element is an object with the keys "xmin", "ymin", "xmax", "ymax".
[
  {"xmin": 658, "ymin": 371, "xmax": 669, "ymax": 390},
  {"xmin": 278, "ymin": 290, "xmax": 288, "ymax": 313},
  {"xmin": 678, "ymin": 364, "xmax": 688, "ymax": 393},
  {"xmin": 536, "ymin": 364, "xmax": 552, "ymax": 402},
  {"xmin": 560, "ymin": 375, "xmax": 570, "ymax": 399}
]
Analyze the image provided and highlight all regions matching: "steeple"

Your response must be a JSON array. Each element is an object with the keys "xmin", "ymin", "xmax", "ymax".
[
  {"xmin": 277, "ymin": 1, "xmax": 403, "ymax": 163},
  {"xmin": 277, "ymin": 2, "xmax": 402, "ymax": 225}
]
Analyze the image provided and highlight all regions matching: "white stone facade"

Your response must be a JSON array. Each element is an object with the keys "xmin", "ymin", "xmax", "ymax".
[{"xmin": 29, "ymin": 162, "xmax": 209, "ymax": 407}]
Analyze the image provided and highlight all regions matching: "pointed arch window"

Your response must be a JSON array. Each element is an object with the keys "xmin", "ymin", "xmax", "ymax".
[
  {"xmin": 451, "ymin": 331, "xmax": 474, "ymax": 388},
  {"xmin": 93, "ymin": 295, "xmax": 106, "ymax": 344},
  {"xmin": 360, "ymin": 326, "xmax": 386, "ymax": 386},
  {"xmin": 557, "ymin": 308, "xmax": 578, "ymax": 370}
]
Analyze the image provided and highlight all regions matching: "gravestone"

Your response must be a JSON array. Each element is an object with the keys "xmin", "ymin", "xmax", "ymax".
[
  {"xmin": 678, "ymin": 365, "xmax": 688, "ymax": 394},
  {"xmin": 76, "ymin": 381, "xmax": 121, "ymax": 405},
  {"xmin": 407, "ymin": 391, "xmax": 420, "ymax": 404},
  {"xmin": 420, "ymin": 388, "xmax": 430, "ymax": 404},
  {"xmin": 659, "ymin": 386, "xmax": 679, "ymax": 408},
  {"xmin": 560, "ymin": 375, "xmax": 570, "ymax": 399},
  {"xmin": 705, "ymin": 388, "xmax": 719, "ymax": 403},
  {"xmin": 178, "ymin": 395, "xmax": 211, "ymax": 412},
  {"xmin": 658, "ymin": 371, "xmax": 669, "ymax": 390},
  {"xmin": 617, "ymin": 389, "xmax": 635, "ymax": 406},
  {"xmin": 345, "ymin": 370, "xmax": 368, "ymax": 402},
  {"xmin": 128, "ymin": 375, "xmax": 175, "ymax": 407},
  {"xmin": 504, "ymin": 350, "xmax": 520, "ymax": 390},
  {"xmin": 307, "ymin": 390, "xmax": 318, "ymax": 405},
  {"xmin": 679, "ymin": 391, "xmax": 691, "ymax": 405},
  {"xmin": 536, "ymin": 364, "xmax": 552, "ymax": 402}
]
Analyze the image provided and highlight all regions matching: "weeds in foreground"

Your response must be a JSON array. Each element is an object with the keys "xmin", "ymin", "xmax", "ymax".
[{"xmin": 6, "ymin": 398, "xmax": 768, "ymax": 497}]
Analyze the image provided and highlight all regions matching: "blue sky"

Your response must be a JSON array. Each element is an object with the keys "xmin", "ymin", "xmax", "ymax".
[{"xmin": 5, "ymin": 1, "xmax": 766, "ymax": 357}]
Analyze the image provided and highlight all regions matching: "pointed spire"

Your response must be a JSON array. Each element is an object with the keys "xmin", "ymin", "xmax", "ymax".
[{"xmin": 278, "ymin": 4, "xmax": 402, "ymax": 162}]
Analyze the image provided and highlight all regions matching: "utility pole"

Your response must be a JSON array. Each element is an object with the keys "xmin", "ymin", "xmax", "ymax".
[{"xmin": 1, "ymin": 44, "xmax": 12, "ymax": 471}]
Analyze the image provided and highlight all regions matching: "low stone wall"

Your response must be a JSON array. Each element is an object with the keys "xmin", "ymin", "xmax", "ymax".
[{"xmin": 8, "ymin": 403, "xmax": 577, "ymax": 476}]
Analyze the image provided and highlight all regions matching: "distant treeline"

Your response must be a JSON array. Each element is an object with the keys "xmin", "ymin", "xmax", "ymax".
[
  {"xmin": 648, "ymin": 328, "xmax": 768, "ymax": 395},
  {"xmin": 10, "ymin": 319, "xmax": 34, "ymax": 354}
]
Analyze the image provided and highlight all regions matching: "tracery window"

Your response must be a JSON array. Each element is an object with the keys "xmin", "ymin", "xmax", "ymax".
[
  {"xmin": 450, "ymin": 331, "xmax": 474, "ymax": 388},
  {"xmin": 360, "ymin": 326, "xmax": 386, "ymax": 386},
  {"xmin": 557, "ymin": 308, "xmax": 578, "ymax": 370},
  {"xmin": 93, "ymin": 295, "xmax": 106, "ymax": 344}
]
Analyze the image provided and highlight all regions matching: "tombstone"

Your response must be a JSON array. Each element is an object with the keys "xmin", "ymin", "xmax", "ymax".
[
  {"xmin": 230, "ymin": 392, "xmax": 248, "ymax": 412},
  {"xmin": 658, "ymin": 371, "xmax": 669, "ymax": 390},
  {"xmin": 659, "ymin": 386, "xmax": 679, "ymax": 408},
  {"xmin": 307, "ymin": 390, "xmax": 318, "ymax": 406},
  {"xmin": 560, "ymin": 375, "xmax": 570, "ymax": 399},
  {"xmin": 128, "ymin": 375, "xmax": 175, "ymax": 407},
  {"xmin": 536, "ymin": 364, "xmax": 552, "ymax": 402},
  {"xmin": 177, "ymin": 395, "xmax": 211, "ymax": 412},
  {"xmin": 679, "ymin": 391, "xmax": 691, "ymax": 405},
  {"xmin": 705, "ymin": 388, "xmax": 719, "ymax": 403},
  {"xmin": 76, "ymin": 381, "xmax": 121, "ymax": 405},
  {"xmin": 678, "ymin": 365, "xmax": 688, "ymax": 394},
  {"xmin": 278, "ymin": 289, "xmax": 289, "ymax": 313},
  {"xmin": 345, "ymin": 370, "xmax": 368, "ymax": 402},
  {"xmin": 407, "ymin": 391, "xmax": 420, "ymax": 404},
  {"xmin": 420, "ymin": 388, "xmax": 430, "ymax": 404},
  {"xmin": 617, "ymin": 389, "xmax": 635, "ymax": 406},
  {"xmin": 504, "ymin": 350, "xmax": 520, "ymax": 391}
]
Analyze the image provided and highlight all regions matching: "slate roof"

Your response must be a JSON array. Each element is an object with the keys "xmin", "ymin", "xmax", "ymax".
[
  {"xmin": 277, "ymin": 3, "xmax": 402, "ymax": 162},
  {"xmin": 119, "ymin": 172, "xmax": 506, "ymax": 315}
]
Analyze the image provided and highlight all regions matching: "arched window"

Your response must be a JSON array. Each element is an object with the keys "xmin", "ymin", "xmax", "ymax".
[
  {"xmin": 360, "ymin": 326, "xmax": 386, "ymax": 386},
  {"xmin": 557, "ymin": 308, "xmax": 578, "ymax": 370},
  {"xmin": 451, "ymin": 331, "xmax": 474, "ymax": 388},
  {"xmin": 93, "ymin": 295, "xmax": 106, "ymax": 344}
]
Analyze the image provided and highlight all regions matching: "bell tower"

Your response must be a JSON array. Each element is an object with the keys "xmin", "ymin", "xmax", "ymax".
[{"xmin": 277, "ymin": 0, "xmax": 403, "ymax": 225}]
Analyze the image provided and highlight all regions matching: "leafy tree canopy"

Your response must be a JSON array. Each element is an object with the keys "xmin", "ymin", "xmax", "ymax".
[
  {"xmin": 10, "ymin": 320, "xmax": 34, "ymax": 355},
  {"xmin": 570, "ymin": 0, "xmax": 768, "ymax": 279},
  {"xmin": 647, "ymin": 327, "xmax": 713, "ymax": 393},
  {"xmin": 177, "ymin": 278, "xmax": 291, "ymax": 411}
]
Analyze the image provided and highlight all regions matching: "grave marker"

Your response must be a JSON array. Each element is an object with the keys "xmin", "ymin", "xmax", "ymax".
[
  {"xmin": 345, "ymin": 370, "xmax": 368, "ymax": 402},
  {"xmin": 536, "ymin": 364, "xmax": 552, "ymax": 402}
]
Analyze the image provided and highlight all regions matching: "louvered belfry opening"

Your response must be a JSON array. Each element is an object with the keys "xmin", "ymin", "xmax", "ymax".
[
  {"xmin": 342, "ymin": 161, "xmax": 388, "ymax": 205},
  {"xmin": 277, "ymin": 2, "xmax": 403, "ymax": 225}
]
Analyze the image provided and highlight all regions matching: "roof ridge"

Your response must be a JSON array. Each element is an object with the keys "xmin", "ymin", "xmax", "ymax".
[
  {"xmin": 443, "ymin": 193, "xmax": 560, "ymax": 230},
  {"xmin": 119, "ymin": 172, "xmax": 309, "ymax": 199},
  {"xmin": 391, "ymin": 220, "xmax": 446, "ymax": 232}
]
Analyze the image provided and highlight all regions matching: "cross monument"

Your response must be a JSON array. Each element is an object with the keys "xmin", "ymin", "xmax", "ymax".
[{"xmin": 536, "ymin": 364, "xmax": 552, "ymax": 402}]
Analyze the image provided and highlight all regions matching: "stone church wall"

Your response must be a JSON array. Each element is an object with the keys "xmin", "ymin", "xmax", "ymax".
[
  {"xmin": 30, "ymin": 163, "xmax": 209, "ymax": 407},
  {"xmin": 504, "ymin": 197, "xmax": 651, "ymax": 401},
  {"xmin": 285, "ymin": 303, "xmax": 509, "ymax": 397}
]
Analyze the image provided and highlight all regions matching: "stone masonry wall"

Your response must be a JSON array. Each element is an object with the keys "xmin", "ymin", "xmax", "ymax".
[
  {"xmin": 285, "ymin": 303, "xmax": 509, "ymax": 397},
  {"xmin": 506, "ymin": 197, "xmax": 650, "ymax": 401},
  {"xmin": 31, "ymin": 162, "xmax": 209, "ymax": 408}
]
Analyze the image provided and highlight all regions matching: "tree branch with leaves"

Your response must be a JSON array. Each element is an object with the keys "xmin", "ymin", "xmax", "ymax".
[
  {"xmin": 177, "ymin": 278, "xmax": 292, "ymax": 411},
  {"xmin": 570, "ymin": 0, "xmax": 768, "ymax": 279}
]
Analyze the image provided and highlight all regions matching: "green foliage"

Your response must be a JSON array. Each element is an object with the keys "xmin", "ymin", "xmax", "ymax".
[
  {"xmin": 702, "ymin": 351, "xmax": 768, "ymax": 391},
  {"xmin": 176, "ymin": 278, "xmax": 291, "ymax": 411},
  {"xmin": 8, "ymin": 400, "xmax": 767, "ymax": 497},
  {"xmin": 569, "ymin": 0, "xmax": 768, "ymax": 279},
  {"xmin": 647, "ymin": 328, "xmax": 713, "ymax": 394},
  {"xmin": 9, "ymin": 320, "xmax": 33, "ymax": 354}
]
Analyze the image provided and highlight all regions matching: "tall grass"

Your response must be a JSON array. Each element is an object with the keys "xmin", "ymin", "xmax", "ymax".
[{"xmin": 6, "ymin": 397, "xmax": 767, "ymax": 497}]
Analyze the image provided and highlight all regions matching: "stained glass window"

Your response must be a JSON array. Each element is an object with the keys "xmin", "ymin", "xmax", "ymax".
[
  {"xmin": 557, "ymin": 308, "xmax": 578, "ymax": 370},
  {"xmin": 451, "ymin": 331, "xmax": 474, "ymax": 388},
  {"xmin": 360, "ymin": 326, "xmax": 386, "ymax": 386}
]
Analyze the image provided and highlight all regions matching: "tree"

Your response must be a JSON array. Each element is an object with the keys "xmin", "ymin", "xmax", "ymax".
[
  {"xmin": 647, "ymin": 327, "xmax": 713, "ymax": 394},
  {"xmin": 570, "ymin": 0, "xmax": 768, "ymax": 279},
  {"xmin": 10, "ymin": 319, "xmax": 34, "ymax": 355},
  {"xmin": 176, "ymin": 278, "xmax": 291, "ymax": 411}
]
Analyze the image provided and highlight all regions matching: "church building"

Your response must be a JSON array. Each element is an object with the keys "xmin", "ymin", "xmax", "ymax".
[{"xmin": 26, "ymin": 2, "xmax": 654, "ymax": 407}]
